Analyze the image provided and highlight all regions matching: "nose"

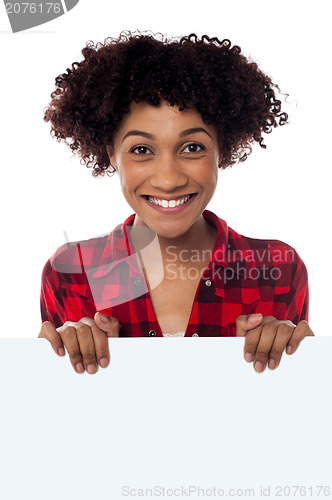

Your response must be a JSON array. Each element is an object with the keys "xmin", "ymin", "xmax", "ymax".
[{"xmin": 149, "ymin": 155, "xmax": 188, "ymax": 191}]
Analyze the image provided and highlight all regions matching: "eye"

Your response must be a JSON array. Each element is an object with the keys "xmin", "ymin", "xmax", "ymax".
[
  {"xmin": 129, "ymin": 145, "xmax": 152, "ymax": 155},
  {"xmin": 182, "ymin": 143, "xmax": 206, "ymax": 154}
]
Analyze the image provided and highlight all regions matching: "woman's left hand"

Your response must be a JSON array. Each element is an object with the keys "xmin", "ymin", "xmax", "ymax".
[{"xmin": 236, "ymin": 314, "xmax": 314, "ymax": 372}]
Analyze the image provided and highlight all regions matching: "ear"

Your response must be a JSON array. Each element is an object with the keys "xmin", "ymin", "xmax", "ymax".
[{"xmin": 106, "ymin": 144, "xmax": 118, "ymax": 171}]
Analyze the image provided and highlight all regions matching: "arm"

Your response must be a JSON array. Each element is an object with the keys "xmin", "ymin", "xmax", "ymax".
[
  {"xmin": 236, "ymin": 248, "xmax": 313, "ymax": 372},
  {"xmin": 40, "ymin": 256, "xmax": 66, "ymax": 329},
  {"xmin": 40, "ymin": 256, "xmax": 119, "ymax": 374},
  {"xmin": 286, "ymin": 252, "xmax": 309, "ymax": 323}
]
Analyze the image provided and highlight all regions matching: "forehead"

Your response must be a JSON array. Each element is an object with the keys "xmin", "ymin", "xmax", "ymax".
[{"xmin": 115, "ymin": 99, "xmax": 217, "ymax": 138}]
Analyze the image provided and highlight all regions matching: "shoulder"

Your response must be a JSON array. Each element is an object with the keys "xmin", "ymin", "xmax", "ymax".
[
  {"xmin": 227, "ymin": 224, "xmax": 304, "ymax": 269},
  {"xmin": 226, "ymin": 225, "xmax": 308, "ymax": 298},
  {"xmin": 205, "ymin": 209, "xmax": 306, "ymax": 271},
  {"xmin": 43, "ymin": 222, "xmax": 124, "ymax": 276}
]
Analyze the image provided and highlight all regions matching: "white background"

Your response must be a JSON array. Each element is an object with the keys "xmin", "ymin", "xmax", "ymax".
[
  {"xmin": 0, "ymin": 4, "xmax": 331, "ymax": 500},
  {"xmin": 0, "ymin": 0, "xmax": 331, "ymax": 336}
]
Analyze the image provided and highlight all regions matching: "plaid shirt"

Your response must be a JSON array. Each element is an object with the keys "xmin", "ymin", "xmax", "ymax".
[{"xmin": 40, "ymin": 210, "xmax": 309, "ymax": 337}]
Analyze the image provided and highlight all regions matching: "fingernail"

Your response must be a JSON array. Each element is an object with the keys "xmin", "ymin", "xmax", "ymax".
[
  {"xmin": 245, "ymin": 352, "xmax": 253, "ymax": 362},
  {"xmin": 248, "ymin": 313, "xmax": 262, "ymax": 324},
  {"xmin": 87, "ymin": 364, "xmax": 98, "ymax": 374},
  {"xmin": 99, "ymin": 357, "xmax": 109, "ymax": 368},
  {"xmin": 76, "ymin": 362, "xmax": 85, "ymax": 373},
  {"xmin": 98, "ymin": 313, "xmax": 108, "ymax": 324},
  {"xmin": 268, "ymin": 358, "xmax": 276, "ymax": 370},
  {"xmin": 286, "ymin": 346, "xmax": 293, "ymax": 354},
  {"xmin": 254, "ymin": 361, "xmax": 264, "ymax": 372},
  {"xmin": 58, "ymin": 347, "xmax": 65, "ymax": 356}
]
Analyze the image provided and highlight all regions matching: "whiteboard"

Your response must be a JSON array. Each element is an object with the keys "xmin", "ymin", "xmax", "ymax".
[{"xmin": 0, "ymin": 337, "xmax": 330, "ymax": 499}]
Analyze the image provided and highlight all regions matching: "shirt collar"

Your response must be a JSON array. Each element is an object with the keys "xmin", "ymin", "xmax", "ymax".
[
  {"xmin": 92, "ymin": 213, "xmax": 137, "ymax": 278},
  {"xmin": 195, "ymin": 210, "xmax": 257, "ymax": 280}
]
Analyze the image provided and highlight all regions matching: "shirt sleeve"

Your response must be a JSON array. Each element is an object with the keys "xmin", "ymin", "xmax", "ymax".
[
  {"xmin": 286, "ymin": 251, "xmax": 309, "ymax": 324},
  {"xmin": 40, "ymin": 256, "xmax": 67, "ymax": 329}
]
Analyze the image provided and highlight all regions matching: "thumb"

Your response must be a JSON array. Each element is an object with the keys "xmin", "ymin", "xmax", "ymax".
[
  {"xmin": 94, "ymin": 312, "xmax": 120, "ymax": 337},
  {"xmin": 235, "ymin": 313, "xmax": 263, "ymax": 337}
]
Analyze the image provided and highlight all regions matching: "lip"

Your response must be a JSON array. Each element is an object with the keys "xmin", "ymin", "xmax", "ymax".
[{"xmin": 142, "ymin": 193, "xmax": 198, "ymax": 214}]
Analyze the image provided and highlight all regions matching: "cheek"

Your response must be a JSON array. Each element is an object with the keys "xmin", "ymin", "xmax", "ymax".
[
  {"xmin": 193, "ymin": 160, "xmax": 218, "ymax": 188},
  {"xmin": 119, "ymin": 174, "xmax": 131, "ymax": 197},
  {"xmin": 115, "ymin": 167, "xmax": 128, "ymax": 195},
  {"xmin": 118, "ymin": 167, "xmax": 140, "ymax": 198}
]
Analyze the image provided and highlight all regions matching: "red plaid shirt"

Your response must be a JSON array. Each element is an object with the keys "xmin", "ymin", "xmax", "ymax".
[{"xmin": 40, "ymin": 210, "xmax": 309, "ymax": 337}]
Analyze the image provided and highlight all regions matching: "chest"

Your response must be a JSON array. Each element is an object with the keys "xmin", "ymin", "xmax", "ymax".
[{"xmin": 146, "ymin": 266, "xmax": 205, "ymax": 335}]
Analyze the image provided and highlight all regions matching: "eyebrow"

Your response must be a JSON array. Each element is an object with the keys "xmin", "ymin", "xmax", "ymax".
[{"xmin": 121, "ymin": 127, "xmax": 212, "ymax": 143}]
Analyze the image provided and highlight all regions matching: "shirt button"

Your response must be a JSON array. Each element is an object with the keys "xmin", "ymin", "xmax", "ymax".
[
  {"xmin": 205, "ymin": 279, "xmax": 212, "ymax": 287},
  {"xmin": 134, "ymin": 277, "xmax": 142, "ymax": 285},
  {"xmin": 149, "ymin": 330, "xmax": 156, "ymax": 337},
  {"xmin": 192, "ymin": 333, "xmax": 199, "ymax": 337}
]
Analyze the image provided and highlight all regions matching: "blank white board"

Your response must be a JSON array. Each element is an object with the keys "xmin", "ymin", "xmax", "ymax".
[{"xmin": 0, "ymin": 337, "xmax": 331, "ymax": 500}]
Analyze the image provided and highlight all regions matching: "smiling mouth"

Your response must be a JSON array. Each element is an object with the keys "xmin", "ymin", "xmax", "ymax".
[{"xmin": 142, "ymin": 193, "xmax": 196, "ymax": 208}]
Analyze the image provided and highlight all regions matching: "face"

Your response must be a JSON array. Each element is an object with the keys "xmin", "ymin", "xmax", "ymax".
[{"xmin": 107, "ymin": 99, "xmax": 221, "ymax": 240}]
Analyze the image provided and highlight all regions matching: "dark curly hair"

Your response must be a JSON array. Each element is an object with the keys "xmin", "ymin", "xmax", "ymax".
[{"xmin": 44, "ymin": 30, "xmax": 288, "ymax": 177}]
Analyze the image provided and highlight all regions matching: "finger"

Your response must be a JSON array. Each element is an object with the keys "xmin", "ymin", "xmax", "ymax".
[
  {"xmin": 236, "ymin": 313, "xmax": 263, "ymax": 337},
  {"xmin": 286, "ymin": 320, "xmax": 314, "ymax": 355},
  {"xmin": 94, "ymin": 312, "xmax": 120, "ymax": 337},
  {"xmin": 38, "ymin": 321, "xmax": 65, "ymax": 357},
  {"xmin": 79, "ymin": 317, "xmax": 111, "ymax": 368},
  {"xmin": 243, "ymin": 327, "xmax": 263, "ymax": 363},
  {"xmin": 90, "ymin": 324, "xmax": 111, "ymax": 368},
  {"xmin": 267, "ymin": 321, "xmax": 295, "ymax": 370},
  {"xmin": 252, "ymin": 320, "xmax": 280, "ymax": 373},
  {"xmin": 58, "ymin": 323, "xmax": 85, "ymax": 374},
  {"xmin": 74, "ymin": 322, "xmax": 99, "ymax": 375}
]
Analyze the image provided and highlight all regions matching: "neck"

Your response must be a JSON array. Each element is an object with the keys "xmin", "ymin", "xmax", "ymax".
[
  {"xmin": 129, "ymin": 213, "xmax": 217, "ymax": 288},
  {"xmin": 130, "ymin": 213, "xmax": 217, "ymax": 260},
  {"xmin": 158, "ymin": 215, "xmax": 216, "ymax": 256}
]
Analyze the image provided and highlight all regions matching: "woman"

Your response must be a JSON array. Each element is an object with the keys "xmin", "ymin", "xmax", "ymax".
[{"xmin": 39, "ymin": 31, "xmax": 314, "ymax": 375}]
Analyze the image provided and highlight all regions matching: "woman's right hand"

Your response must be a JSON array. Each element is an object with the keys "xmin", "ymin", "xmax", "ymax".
[{"xmin": 38, "ymin": 312, "xmax": 120, "ymax": 374}]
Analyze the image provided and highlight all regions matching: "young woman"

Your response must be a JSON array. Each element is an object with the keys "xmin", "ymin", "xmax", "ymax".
[{"xmin": 38, "ymin": 31, "xmax": 314, "ymax": 375}]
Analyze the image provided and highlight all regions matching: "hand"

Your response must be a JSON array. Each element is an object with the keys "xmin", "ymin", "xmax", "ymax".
[
  {"xmin": 236, "ymin": 314, "xmax": 314, "ymax": 373},
  {"xmin": 38, "ymin": 312, "xmax": 120, "ymax": 374}
]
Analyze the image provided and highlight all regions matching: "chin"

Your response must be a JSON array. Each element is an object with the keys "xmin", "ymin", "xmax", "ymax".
[{"xmin": 152, "ymin": 220, "xmax": 193, "ymax": 239}]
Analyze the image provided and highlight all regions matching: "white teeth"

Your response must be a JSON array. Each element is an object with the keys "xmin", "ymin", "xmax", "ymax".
[{"xmin": 147, "ymin": 195, "xmax": 191, "ymax": 208}]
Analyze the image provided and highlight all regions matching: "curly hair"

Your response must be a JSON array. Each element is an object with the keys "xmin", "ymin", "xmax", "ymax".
[{"xmin": 44, "ymin": 30, "xmax": 288, "ymax": 177}]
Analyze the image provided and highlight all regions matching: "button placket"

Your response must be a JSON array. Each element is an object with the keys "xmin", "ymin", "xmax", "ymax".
[
  {"xmin": 129, "ymin": 274, "xmax": 160, "ymax": 337},
  {"xmin": 192, "ymin": 277, "xmax": 214, "ymax": 338}
]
